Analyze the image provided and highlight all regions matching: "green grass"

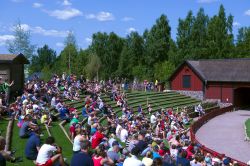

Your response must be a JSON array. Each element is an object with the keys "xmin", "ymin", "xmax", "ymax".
[
  {"xmin": 0, "ymin": 120, "xmax": 9, "ymax": 138},
  {"xmin": 8, "ymin": 121, "xmax": 49, "ymax": 166},
  {"xmin": 49, "ymin": 122, "xmax": 73, "ymax": 164},
  {"xmin": 245, "ymin": 118, "xmax": 250, "ymax": 138}
]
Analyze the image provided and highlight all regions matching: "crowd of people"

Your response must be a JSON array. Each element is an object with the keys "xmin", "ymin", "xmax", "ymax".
[{"xmin": 0, "ymin": 74, "xmax": 247, "ymax": 166}]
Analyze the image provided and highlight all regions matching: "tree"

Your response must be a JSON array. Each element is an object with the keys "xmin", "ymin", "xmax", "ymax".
[
  {"xmin": 29, "ymin": 45, "xmax": 56, "ymax": 74},
  {"xmin": 144, "ymin": 14, "xmax": 171, "ymax": 67},
  {"xmin": 56, "ymin": 31, "xmax": 79, "ymax": 75},
  {"xmin": 176, "ymin": 11, "xmax": 194, "ymax": 62},
  {"xmin": 91, "ymin": 32, "xmax": 124, "ymax": 79},
  {"xmin": 7, "ymin": 22, "xmax": 35, "ymax": 60},
  {"xmin": 118, "ymin": 32, "xmax": 145, "ymax": 78},
  {"xmin": 85, "ymin": 54, "xmax": 101, "ymax": 80},
  {"xmin": 207, "ymin": 5, "xmax": 234, "ymax": 58},
  {"xmin": 154, "ymin": 61, "xmax": 175, "ymax": 82},
  {"xmin": 189, "ymin": 8, "xmax": 209, "ymax": 59},
  {"xmin": 56, "ymin": 44, "xmax": 78, "ymax": 75},
  {"xmin": 236, "ymin": 27, "xmax": 250, "ymax": 57},
  {"xmin": 64, "ymin": 31, "xmax": 77, "ymax": 47}
]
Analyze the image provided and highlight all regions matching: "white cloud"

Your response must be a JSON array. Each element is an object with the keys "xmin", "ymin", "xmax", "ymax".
[
  {"xmin": 56, "ymin": 42, "xmax": 64, "ymax": 47},
  {"xmin": 85, "ymin": 37, "xmax": 92, "ymax": 44},
  {"xmin": 122, "ymin": 17, "xmax": 134, "ymax": 22},
  {"xmin": 62, "ymin": 0, "xmax": 71, "ymax": 6},
  {"xmin": 197, "ymin": 0, "xmax": 218, "ymax": 3},
  {"xmin": 233, "ymin": 22, "xmax": 241, "ymax": 27},
  {"xmin": 32, "ymin": 26, "xmax": 69, "ymax": 37},
  {"xmin": 11, "ymin": 24, "xmax": 69, "ymax": 37},
  {"xmin": 0, "ymin": 35, "xmax": 15, "ymax": 46},
  {"xmin": 46, "ymin": 8, "xmax": 83, "ymax": 20},
  {"xmin": 244, "ymin": 10, "xmax": 250, "ymax": 16},
  {"xmin": 33, "ymin": 2, "xmax": 43, "ymax": 8},
  {"xmin": 126, "ymin": 27, "xmax": 136, "ymax": 34},
  {"xmin": 85, "ymin": 12, "xmax": 114, "ymax": 21}
]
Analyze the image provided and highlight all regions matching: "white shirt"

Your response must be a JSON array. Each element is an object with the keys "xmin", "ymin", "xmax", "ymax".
[
  {"xmin": 123, "ymin": 155, "xmax": 144, "ymax": 166},
  {"xmin": 36, "ymin": 144, "xmax": 57, "ymax": 164},
  {"xmin": 73, "ymin": 135, "xmax": 82, "ymax": 152},
  {"xmin": 87, "ymin": 116, "xmax": 92, "ymax": 125},
  {"xmin": 150, "ymin": 114, "xmax": 157, "ymax": 124},
  {"xmin": 120, "ymin": 129, "xmax": 128, "ymax": 142},
  {"xmin": 115, "ymin": 124, "xmax": 122, "ymax": 137}
]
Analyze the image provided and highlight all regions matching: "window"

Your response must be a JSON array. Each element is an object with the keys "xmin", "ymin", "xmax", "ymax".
[{"xmin": 183, "ymin": 75, "xmax": 191, "ymax": 88}]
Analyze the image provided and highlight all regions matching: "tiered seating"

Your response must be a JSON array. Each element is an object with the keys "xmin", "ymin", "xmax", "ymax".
[{"xmin": 2, "ymin": 90, "xmax": 215, "ymax": 166}]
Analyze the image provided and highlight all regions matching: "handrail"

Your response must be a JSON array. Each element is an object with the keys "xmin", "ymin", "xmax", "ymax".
[{"xmin": 190, "ymin": 106, "xmax": 247, "ymax": 166}]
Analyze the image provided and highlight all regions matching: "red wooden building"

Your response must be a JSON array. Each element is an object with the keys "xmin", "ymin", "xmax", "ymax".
[{"xmin": 169, "ymin": 59, "xmax": 250, "ymax": 107}]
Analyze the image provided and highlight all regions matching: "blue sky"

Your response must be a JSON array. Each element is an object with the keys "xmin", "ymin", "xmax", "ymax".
[{"xmin": 0, "ymin": 0, "xmax": 250, "ymax": 55}]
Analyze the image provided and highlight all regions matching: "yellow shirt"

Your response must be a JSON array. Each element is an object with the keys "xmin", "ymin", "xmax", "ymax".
[{"xmin": 41, "ymin": 114, "xmax": 48, "ymax": 124}]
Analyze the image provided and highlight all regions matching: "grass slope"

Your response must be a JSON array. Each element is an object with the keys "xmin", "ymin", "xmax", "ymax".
[{"xmin": 245, "ymin": 119, "xmax": 250, "ymax": 138}]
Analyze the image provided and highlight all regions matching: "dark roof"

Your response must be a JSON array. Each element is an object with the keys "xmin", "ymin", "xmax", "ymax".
[
  {"xmin": 183, "ymin": 59, "xmax": 250, "ymax": 82},
  {"xmin": 0, "ymin": 53, "xmax": 29, "ymax": 64}
]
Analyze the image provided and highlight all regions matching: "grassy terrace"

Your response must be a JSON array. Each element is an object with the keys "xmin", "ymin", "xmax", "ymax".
[
  {"xmin": 5, "ymin": 121, "xmax": 49, "ymax": 166},
  {"xmin": 3, "ymin": 90, "xmax": 202, "ymax": 166}
]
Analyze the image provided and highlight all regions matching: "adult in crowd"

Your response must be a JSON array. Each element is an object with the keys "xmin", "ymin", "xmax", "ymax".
[
  {"xmin": 71, "ymin": 140, "xmax": 94, "ymax": 166},
  {"xmin": 19, "ymin": 115, "xmax": 38, "ymax": 138},
  {"xmin": 36, "ymin": 136, "xmax": 65, "ymax": 166},
  {"xmin": 25, "ymin": 128, "xmax": 41, "ymax": 163},
  {"xmin": 123, "ymin": 146, "xmax": 144, "ymax": 166}
]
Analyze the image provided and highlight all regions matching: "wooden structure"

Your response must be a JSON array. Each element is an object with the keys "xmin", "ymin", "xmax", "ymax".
[
  {"xmin": 0, "ymin": 53, "xmax": 29, "ymax": 97},
  {"xmin": 169, "ymin": 59, "xmax": 250, "ymax": 107}
]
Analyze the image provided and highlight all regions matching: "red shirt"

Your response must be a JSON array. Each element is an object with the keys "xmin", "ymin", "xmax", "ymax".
[
  {"xmin": 69, "ymin": 125, "xmax": 75, "ymax": 134},
  {"xmin": 91, "ymin": 131, "xmax": 104, "ymax": 149}
]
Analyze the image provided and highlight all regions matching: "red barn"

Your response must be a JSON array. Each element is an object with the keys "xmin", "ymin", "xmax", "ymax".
[{"xmin": 169, "ymin": 59, "xmax": 250, "ymax": 107}]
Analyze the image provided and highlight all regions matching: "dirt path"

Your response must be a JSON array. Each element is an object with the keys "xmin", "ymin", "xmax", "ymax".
[{"xmin": 195, "ymin": 110, "xmax": 250, "ymax": 163}]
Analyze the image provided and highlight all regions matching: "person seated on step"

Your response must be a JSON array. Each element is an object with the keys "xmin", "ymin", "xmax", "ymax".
[
  {"xmin": 25, "ymin": 128, "xmax": 41, "ymax": 164},
  {"xmin": 19, "ymin": 114, "xmax": 38, "ymax": 138},
  {"xmin": 36, "ymin": 136, "xmax": 66, "ymax": 166}
]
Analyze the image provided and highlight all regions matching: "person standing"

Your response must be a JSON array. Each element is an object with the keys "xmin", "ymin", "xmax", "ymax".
[{"xmin": 0, "ymin": 77, "xmax": 14, "ymax": 105}]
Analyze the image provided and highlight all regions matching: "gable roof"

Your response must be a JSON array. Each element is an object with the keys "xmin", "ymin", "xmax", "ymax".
[
  {"xmin": 170, "ymin": 59, "xmax": 250, "ymax": 83},
  {"xmin": 0, "ymin": 53, "xmax": 29, "ymax": 64}
]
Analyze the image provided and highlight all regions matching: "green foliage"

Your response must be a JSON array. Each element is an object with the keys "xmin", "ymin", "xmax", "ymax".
[
  {"xmin": 154, "ymin": 61, "xmax": 175, "ymax": 82},
  {"xmin": 41, "ymin": 65, "xmax": 52, "ymax": 82},
  {"xmin": 7, "ymin": 21, "xmax": 36, "ymax": 60},
  {"xmin": 245, "ymin": 119, "xmax": 250, "ymax": 138},
  {"xmin": 144, "ymin": 14, "xmax": 171, "ymax": 67},
  {"xmin": 85, "ymin": 54, "xmax": 101, "ymax": 80},
  {"xmin": 29, "ymin": 44, "xmax": 56, "ymax": 74},
  {"xmin": 206, "ymin": 5, "xmax": 234, "ymax": 58},
  {"xmin": 118, "ymin": 32, "xmax": 145, "ymax": 78},
  {"xmin": 56, "ymin": 44, "xmax": 78, "ymax": 75},
  {"xmin": 236, "ymin": 27, "xmax": 250, "ymax": 57},
  {"xmin": 91, "ymin": 32, "xmax": 124, "ymax": 79}
]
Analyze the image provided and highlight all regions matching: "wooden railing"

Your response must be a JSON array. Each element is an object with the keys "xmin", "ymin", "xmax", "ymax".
[{"xmin": 190, "ymin": 106, "xmax": 247, "ymax": 166}]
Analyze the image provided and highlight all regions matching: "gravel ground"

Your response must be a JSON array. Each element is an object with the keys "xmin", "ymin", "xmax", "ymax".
[{"xmin": 195, "ymin": 110, "xmax": 250, "ymax": 163}]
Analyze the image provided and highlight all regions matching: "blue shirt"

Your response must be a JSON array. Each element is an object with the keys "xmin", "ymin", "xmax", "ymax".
[
  {"xmin": 82, "ymin": 107, "xmax": 87, "ymax": 117},
  {"xmin": 176, "ymin": 157, "xmax": 190, "ymax": 166},
  {"xmin": 19, "ymin": 121, "xmax": 29, "ymax": 137},
  {"xmin": 153, "ymin": 151, "xmax": 161, "ymax": 159},
  {"xmin": 59, "ymin": 107, "xmax": 68, "ymax": 119},
  {"xmin": 71, "ymin": 152, "xmax": 94, "ymax": 166},
  {"xmin": 25, "ymin": 133, "xmax": 40, "ymax": 159}
]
